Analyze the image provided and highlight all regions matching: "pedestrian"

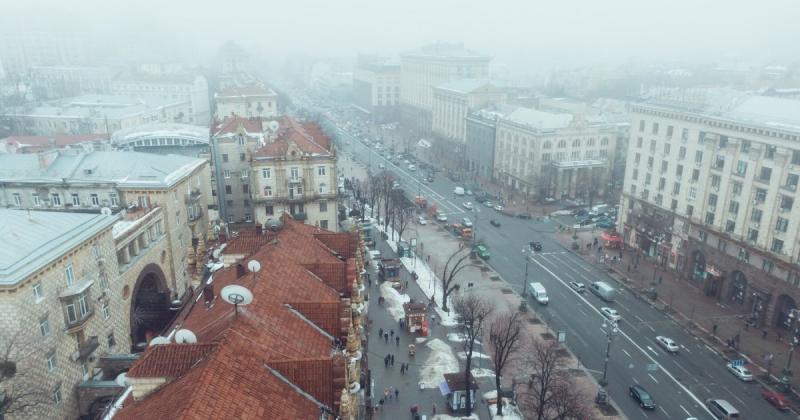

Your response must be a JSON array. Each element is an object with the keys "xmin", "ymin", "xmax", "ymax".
[
  {"xmin": 384, "ymin": 333, "xmax": 389, "ymax": 343},
  {"xmin": 390, "ymin": 329, "xmax": 394, "ymax": 338},
  {"xmin": 395, "ymin": 388, "xmax": 399, "ymax": 401},
  {"xmin": 379, "ymin": 398, "xmax": 384, "ymax": 409},
  {"xmin": 400, "ymin": 364, "xmax": 405, "ymax": 374},
  {"xmin": 432, "ymin": 403, "xmax": 437, "ymax": 415},
  {"xmin": 396, "ymin": 336, "xmax": 400, "ymax": 347},
  {"xmin": 763, "ymin": 330, "xmax": 769, "ymax": 339},
  {"xmin": 384, "ymin": 388, "xmax": 389, "ymax": 401},
  {"xmin": 712, "ymin": 324, "xmax": 718, "ymax": 335},
  {"xmin": 384, "ymin": 356, "xmax": 389, "ymax": 368},
  {"xmin": 627, "ymin": 264, "xmax": 631, "ymax": 272},
  {"xmin": 379, "ymin": 327, "xmax": 384, "ymax": 338},
  {"xmin": 390, "ymin": 354, "xmax": 395, "ymax": 366}
]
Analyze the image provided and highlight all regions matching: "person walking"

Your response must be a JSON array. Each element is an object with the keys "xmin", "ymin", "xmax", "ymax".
[
  {"xmin": 384, "ymin": 333, "xmax": 389, "ymax": 343},
  {"xmin": 390, "ymin": 354, "xmax": 395, "ymax": 366},
  {"xmin": 432, "ymin": 403, "xmax": 437, "ymax": 415},
  {"xmin": 390, "ymin": 329, "xmax": 394, "ymax": 338},
  {"xmin": 395, "ymin": 336, "xmax": 400, "ymax": 347},
  {"xmin": 400, "ymin": 363, "xmax": 405, "ymax": 374},
  {"xmin": 384, "ymin": 356, "xmax": 389, "ymax": 368},
  {"xmin": 378, "ymin": 327, "xmax": 384, "ymax": 338},
  {"xmin": 394, "ymin": 388, "xmax": 399, "ymax": 401}
]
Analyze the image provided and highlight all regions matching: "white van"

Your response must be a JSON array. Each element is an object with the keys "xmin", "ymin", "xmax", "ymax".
[
  {"xmin": 454, "ymin": 186, "xmax": 465, "ymax": 196},
  {"xmin": 528, "ymin": 282, "xmax": 549, "ymax": 305},
  {"xmin": 705, "ymin": 399, "xmax": 739, "ymax": 419}
]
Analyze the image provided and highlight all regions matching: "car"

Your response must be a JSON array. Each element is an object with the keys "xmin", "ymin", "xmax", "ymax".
[
  {"xmin": 408, "ymin": 164, "xmax": 416, "ymax": 171},
  {"xmin": 425, "ymin": 176, "xmax": 434, "ymax": 183},
  {"xmin": 529, "ymin": 241, "xmax": 542, "ymax": 251},
  {"xmin": 762, "ymin": 388, "xmax": 791, "ymax": 411},
  {"xmin": 569, "ymin": 281, "xmax": 585, "ymax": 293},
  {"xmin": 436, "ymin": 213, "xmax": 448, "ymax": 222},
  {"xmin": 572, "ymin": 209, "xmax": 589, "ymax": 218},
  {"xmin": 629, "ymin": 385, "xmax": 656, "ymax": 410},
  {"xmin": 490, "ymin": 220, "xmax": 500, "ymax": 227},
  {"xmin": 403, "ymin": 159, "xmax": 410, "ymax": 164},
  {"xmin": 378, "ymin": 163, "xmax": 386, "ymax": 169},
  {"xmin": 484, "ymin": 201, "xmax": 494, "ymax": 208},
  {"xmin": 465, "ymin": 189, "xmax": 473, "ymax": 196},
  {"xmin": 494, "ymin": 204, "xmax": 504, "ymax": 212},
  {"xmin": 655, "ymin": 336, "xmax": 679, "ymax": 353},
  {"xmin": 462, "ymin": 217, "xmax": 473, "ymax": 227},
  {"xmin": 418, "ymin": 216, "xmax": 428, "ymax": 225},
  {"xmin": 600, "ymin": 307, "xmax": 621, "ymax": 322},
  {"xmin": 726, "ymin": 363, "xmax": 753, "ymax": 382},
  {"xmin": 462, "ymin": 202, "xmax": 474, "ymax": 210},
  {"xmin": 474, "ymin": 245, "xmax": 490, "ymax": 259},
  {"xmin": 596, "ymin": 219, "xmax": 616, "ymax": 229}
]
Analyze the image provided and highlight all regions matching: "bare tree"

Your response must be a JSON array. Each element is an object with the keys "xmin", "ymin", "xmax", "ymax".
[
  {"xmin": 439, "ymin": 247, "xmax": 474, "ymax": 312},
  {"xmin": 392, "ymin": 203, "xmax": 414, "ymax": 242},
  {"xmin": 379, "ymin": 172, "xmax": 395, "ymax": 232},
  {"xmin": 488, "ymin": 311, "xmax": 525, "ymax": 416},
  {"xmin": 454, "ymin": 294, "xmax": 493, "ymax": 415},
  {"xmin": 1, "ymin": 330, "xmax": 51, "ymax": 417},
  {"xmin": 517, "ymin": 339, "xmax": 591, "ymax": 420}
]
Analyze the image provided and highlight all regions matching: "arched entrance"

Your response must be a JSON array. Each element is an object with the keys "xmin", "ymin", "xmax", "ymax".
[
  {"xmin": 691, "ymin": 250, "xmax": 706, "ymax": 282},
  {"xmin": 729, "ymin": 271, "xmax": 747, "ymax": 305},
  {"xmin": 776, "ymin": 295, "xmax": 798, "ymax": 330},
  {"xmin": 130, "ymin": 264, "xmax": 171, "ymax": 351}
]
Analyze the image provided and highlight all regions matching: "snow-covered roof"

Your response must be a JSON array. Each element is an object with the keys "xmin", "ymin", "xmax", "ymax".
[
  {"xmin": 4, "ymin": 94, "xmax": 188, "ymax": 120},
  {"xmin": 112, "ymin": 123, "xmax": 209, "ymax": 146},
  {"xmin": 504, "ymin": 108, "xmax": 573, "ymax": 130},
  {"xmin": 436, "ymin": 79, "xmax": 502, "ymax": 94},
  {"xmin": 0, "ymin": 150, "xmax": 206, "ymax": 189},
  {"xmin": 0, "ymin": 210, "xmax": 118, "ymax": 286}
]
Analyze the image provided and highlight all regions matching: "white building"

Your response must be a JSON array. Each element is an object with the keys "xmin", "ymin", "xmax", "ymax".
[
  {"xmin": 111, "ymin": 73, "xmax": 210, "ymax": 125},
  {"xmin": 214, "ymin": 84, "xmax": 278, "ymax": 120},
  {"xmin": 619, "ymin": 88, "xmax": 800, "ymax": 328},
  {"xmin": 30, "ymin": 65, "xmax": 113, "ymax": 99},
  {"xmin": 352, "ymin": 57, "xmax": 401, "ymax": 120},
  {"xmin": 432, "ymin": 79, "xmax": 507, "ymax": 143},
  {"xmin": 0, "ymin": 31, "xmax": 89, "ymax": 78}
]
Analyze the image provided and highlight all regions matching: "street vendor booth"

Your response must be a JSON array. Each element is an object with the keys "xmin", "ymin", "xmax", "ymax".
[
  {"xmin": 378, "ymin": 259, "xmax": 402, "ymax": 280},
  {"xmin": 397, "ymin": 241, "xmax": 411, "ymax": 257},
  {"xmin": 440, "ymin": 372, "xmax": 479, "ymax": 412},
  {"xmin": 601, "ymin": 231, "xmax": 623, "ymax": 249},
  {"xmin": 403, "ymin": 302, "xmax": 428, "ymax": 335}
]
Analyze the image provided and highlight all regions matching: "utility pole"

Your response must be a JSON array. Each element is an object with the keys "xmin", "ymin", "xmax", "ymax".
[
  {"xmin": 781, "ymin": 309, "xmax": 800, "ymax": 392},
  {"xmin": 599, "ymin": 321, "xmax": 618, "ymax": 386}
]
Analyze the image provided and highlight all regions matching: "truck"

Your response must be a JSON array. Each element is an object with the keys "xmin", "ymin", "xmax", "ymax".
[
  {"xmin": 589, "ymin": 281, "xmax": 616, "ymax": 302},
  {"xmin": 454, "ymin": 186, "xmax": 465, "ymax": 196},
  {"xmin": 528, "ymin": 282, "xmax": 549, "ymax": 305}
]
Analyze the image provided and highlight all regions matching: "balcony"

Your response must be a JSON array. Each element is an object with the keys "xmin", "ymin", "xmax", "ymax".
[
  {"xmin": 185, "ymin": 189, "xmax": 203, "ymax": 204},
  {"xmin": 292, "ymin": 212, "xmax": 308, "ymax": 221},
  {"xmin": 70, "ymin": 336, "xmax": 100, "ymax": 362}
]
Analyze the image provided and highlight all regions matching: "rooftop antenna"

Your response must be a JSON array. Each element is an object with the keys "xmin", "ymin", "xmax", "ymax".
[
  {"xmin": 247, "ymin": 260, "xmax": 261, "ymax": 283},
  {"xmin": 220, "ymin": 284, "xmax": 253, "ymax": 317},
  {"xmin": 174, "ymin": 329, "xmax": 198, "ymax": 344}
]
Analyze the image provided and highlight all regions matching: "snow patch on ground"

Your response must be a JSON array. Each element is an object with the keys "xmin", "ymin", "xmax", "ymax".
[
  {"xmin": 432, "ymin": 415, "xmax": 479, "ymax": 420},
  {"xmin": 419, "ymin": 338, "xmax": 459, "ymax": 388},
  {"xmin": 380, "ymin": 282, "xmax": 409, "ymax": 321},
  {"xmin": 488, "ymin": 401, "xmax": 523, "ymax": 420},
  {"xmin": 447, "ymin": 333, "xmax": 481, "ymax": 345},
  {"xmin": 415, "ymin": 337, "xmax": 429, "ymax": 344},
  {"xmin": 457, "ymin": 351, "xmax": 490, "ymax": 360},
  {"xmin": 471, "ymin": 368, "xmax": 496, "ymax": 378}
]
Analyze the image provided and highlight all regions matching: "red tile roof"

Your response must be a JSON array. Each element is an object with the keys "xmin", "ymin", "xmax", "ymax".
[
  {"xmin": 116, "ymin": 217, "xmax": 360, "ymax": 418},
  {"xmin": 255, "ymin": 118, "xmax": 331, "ymax": 157},
  {"xmin": 211, "ymin": 116, "xmax": 263, "ymax": 137},
  {"xmin": 221, "ymin": 228, "xmax": 276, "ymax": 256}
]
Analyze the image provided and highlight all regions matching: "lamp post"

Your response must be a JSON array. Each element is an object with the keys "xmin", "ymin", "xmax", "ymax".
[
  {"xmin": 781, "ymin": 308, "xmax": 800, "ymax": 392},
  {"xmin": 521, "ymin": 248, "xmax": 531, "ymax": 297},
  {"xmin": 599, "ymin": 321, "xmax": 619, "ymax": 387}
]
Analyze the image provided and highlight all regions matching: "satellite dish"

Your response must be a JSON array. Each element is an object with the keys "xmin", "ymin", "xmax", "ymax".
[
  {"xmin": 149, "ymin": 336, "xmax": 171, "ymax": 346},
  {"xmin": 100, "ymin": 207, "xmax": 112, "ymax": 216},
  {"xmin": 221, "ymin": 285, "xmax": 253, "ymax": 305},
  {"xmin": 175, "ymin": 329, "xmax": 198, "ymax": 344},
  {"xmin": 115, "ymin": 372, "xmax": 130, "ymax": 387},
  {"xmin": 247, "ymin": 260, "xmax": 261, "ymax": 273},
  {"xmin": 268, "ymin": 120, "xmax": 279, "ymax": 131}
]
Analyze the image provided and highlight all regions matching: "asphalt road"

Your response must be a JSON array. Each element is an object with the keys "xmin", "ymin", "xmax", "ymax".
[{"xmin": 326, "ymin": 118, "xmax": 788, "ymax": 420}]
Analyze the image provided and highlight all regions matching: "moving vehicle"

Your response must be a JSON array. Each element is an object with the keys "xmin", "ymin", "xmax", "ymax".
[
  {"xmin": 655, "ymin": 336, "xmax": 679, "ymax": 353},
  {"xmin": 494, "ymin": 204, "xmax": 504, "ymax": 212},
  {"xmin": 474, "ymin": 245, "xmax": 490, "ymax": 259},
  {"xmin": 408, "ymin": 164, "xmax": 416, "ymax": 171},
  {"xmin": 378, "ymin": 163, "xmax": 386, "ymax": 169},
  {"xmin": 454, "ymin": 186, "xmax": 465, "ymax": 196},
  {"xmin": 629, "ymin": 385, "xmax": 656, "ymax": 410},
  {"xmin": 484, "ymin": 201, "xmax": 494, "ymax": 208},
  {"xmin": 761, "ymin": 388, "xmax": 790, "ymax": 411},
  {"xmin": 569, "ymin": 281, "xmax": 585, "ymax": 293},
  {"xmin": 529, "ymin": 241, "xmax": 542, "ymax": 251},
  {"xmin": 490, "ymin": 220, "xmax": 500, "ymax": 227},
  {"xmin": 726, "ymin": 363, "xmax": 753, "ymax": 382},
  {"xmin": 600, "ymin": 307, "xmax": 621, "ymax": 322},
  {"xmin": 435, "ymin": 211, "xmax": 448, "ymax": 222},
  {"xmin": 528, "ymin": 282, "xmax": 549, "ymax": 305},
  {"xmin": 418, "ymin": 216, "xmax": 427, "ymax": 225},
  {"xmin": 596, "ymin": 219, "xmax": 616, "ymax": 229},
  {"xmin": 462, "ymin": 217, "xmax": 473, "ymax": 227},
  {"xmin": 462, "ymin": 202, "xmax": 474, "ymax": 210},
  {"xmin": 705, "ymin": 399, "xmax": 740, "ymax": 419},
  {"xmin": 589, "ymin": 281, "xmax": 617, "ymax": 302}
]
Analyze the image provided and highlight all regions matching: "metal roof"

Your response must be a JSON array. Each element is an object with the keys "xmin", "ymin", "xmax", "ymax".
[
  {"xmin": 0, "ymin": 210, "xmax": 118, "ymax": 286},
  {"xmin": 111, "ymin": 123, "xmax": 209, "ymax": 145}
]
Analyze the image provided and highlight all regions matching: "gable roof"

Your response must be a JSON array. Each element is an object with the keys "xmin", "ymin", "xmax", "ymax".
[
  {"xmin": 255, "ymin": 119, "xmax": 331, "ymax": 158},
  {"xmin": 211, "ymin": 116, "xmax": 263, "ymax": 137}
]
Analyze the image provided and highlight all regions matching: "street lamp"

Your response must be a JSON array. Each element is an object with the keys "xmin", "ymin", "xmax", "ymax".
[
  {"xmin": 521, "ymin": 248, "xmax": 532, "ymax": 297},
  {"xmin": 780, "ymin": 309, "xmax": 800, "ymax": 392},
  {"xmin": 599, "ymin": 321, "xmax": 619, "ymax": 387}
]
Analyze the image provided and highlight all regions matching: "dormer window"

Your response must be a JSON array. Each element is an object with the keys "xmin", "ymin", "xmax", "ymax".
[{"xmin": 238, "ymin": 134, "xmax": 245, "ymax": 145}]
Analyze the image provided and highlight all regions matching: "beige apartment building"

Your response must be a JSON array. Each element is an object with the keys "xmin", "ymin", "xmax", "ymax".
[
  {"xmin": 214, "ymin": 83, "xmax": 279, "ymax": 120},
  {"xmin": 252, "ymin": 119, "xmax": 337, "ymax": 231},
  {"xmin": 619, "ymin": 89, "xmax": 800, "ymax": 329},
  {"xmin": 494, "ymin": 107, "xmax": 618, "ymax": 200}
]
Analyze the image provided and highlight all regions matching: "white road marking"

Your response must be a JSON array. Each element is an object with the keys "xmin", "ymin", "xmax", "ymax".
[
  {"xmin": 679, "ymin": 404, "xmax": 691, "ymax": 416},
  {"xmin": 647, "ymin": 346, "xmax": 659, "ymax": 356},
  {"xmin": 633, "ymin": 314, "xmax": 645, "ymax": 323},
  {"xmin": 681, "ymin": 345, "xmax": 691, "ymax": 354},
  {"xmin": 658, "ymin": 406, "xmax": 669, "ymax": 417},
  {"xmin": 648, "ymin": 373, "xmax": 659, "ymax": 383},
  {"xmin": 529, "ymin": 258, "xmax": 716, "ymax": 419},
  {"xmin": 621, "ymin": 348, "xmax": 632, "ymax": 358},
  {"xmin": 647, "ymin": 325, "xmax": 656, "ymax": 333},
  {"xmin": 704, "ymin": 345, "xmax": 716, "ymax": 353}
]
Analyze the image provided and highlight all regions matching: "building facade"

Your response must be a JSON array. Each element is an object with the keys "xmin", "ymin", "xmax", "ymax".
[
  {"xmin": 0, "ymin": 31, "xmax": 90, "ymax": 78},
  {"xmin": 432, "ymin": 79, "xmax": 507, "ymax": 143},
  {"xmin": 619, "ymin": 89, "xmax": 800, "ymax": 329},
  {"xmin": 465, "ymin": 105, "xmax": 517, "ymax": 181},
  {"xmin": 111, "ymin": 73, "xmax": 210, "ymax": 126},
  {"xmin": 494, "ymin": 107, "xmax": 618, "ymax": 200},
  {"xmin": 352, "ymin": 56, "xmax": 401, "ymax": 121},
  {"xmin": 252, "ymin": 119, "xmax": 337, "ymax": 231},
  {"xmin": 214, "ymin": 84, "xmax": 278, "ymax": 120},
  {"xmin": 111, "ymin": 122, "xmax": 209, "ymax": 158},
  {"xmin": 30, "ymin": 65, "xmax": 113, "ymax": 99}
]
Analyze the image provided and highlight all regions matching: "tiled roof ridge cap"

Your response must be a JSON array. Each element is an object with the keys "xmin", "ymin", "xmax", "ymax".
[{"xmin": 263, "ymin": 363, "xmax": 333, "ymax": 413}]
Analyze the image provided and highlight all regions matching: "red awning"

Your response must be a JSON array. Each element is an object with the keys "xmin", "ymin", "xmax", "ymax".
[{"xmin": 601, "ymin": 231, "xmax": 623, "ymax": 243}]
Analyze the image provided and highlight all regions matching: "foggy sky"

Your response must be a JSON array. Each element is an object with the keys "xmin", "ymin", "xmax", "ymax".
[{"xmin": 3, "ymin": 0, "xmax": 799, "ymax": 67}]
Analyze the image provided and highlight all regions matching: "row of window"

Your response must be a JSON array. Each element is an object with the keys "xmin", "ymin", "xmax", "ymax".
[
  {"xmin": 500, "ymin": 132, "xmax": 611, "ymax": 149},
  {"xmin": 11, "ymin": 192, "xmax": 118, "ymax": 208}
]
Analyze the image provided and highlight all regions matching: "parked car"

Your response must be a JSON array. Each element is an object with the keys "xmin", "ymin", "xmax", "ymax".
[
  {"xmin": 726, "ymin": 363, "xmax": 754, "ymax": 382},
  {"xmin": 435, "ymin": 211, "xmax": 448, "ymax": 222},
  {"xmin": 600, "ymin": 307, "xmax": 621, "ymax": 322},
  {"xmin": 454, "ymin": 186, "xmax": 465, "ymax": 195},
  {"xmin": 484, "ymin": 201, "xmax": 494, "ymax": 208},
  {"xmin": 462, "ymin": 217, "xmax": 473, "ymax": 227},
  {"xmin": 462, "ymin": 202, "xmax": 474, "ymax": 210},
  {"xmin": 490, "ymin": 220, "xmax": 500, "ymax": 227},
  {"xmin": 596, "ymin": 219, "xmax": 616, "ymax": 229},
  {"xmin": 474, "ymin": 245, "xmax": 491, "ymax": 259},
  {"xmin": 418, "ymin": 216, "xmax": 428, "ymax": 225},
  {"xmin": 494, "ymin": 204, "xmax": 504, "ymax": 212},
  {"xmin": 655, "ymin": 336, "xmax": 679, "ymax": 353},
  {"xmin": 408, "ymin": 164, "xmax": 416, "ymax": 171},
  {"xmin": 629, "ymin": 385, "xmax": 656, "ymax": 410},
  {"xmin": 762, "ymin": 388, "xmax": 791, "ymax": 411},
  {"xmin": 529, "ymin": 241, "xmax": 542, "ymax": 251},
  {"xmin": 569, "ymin": 281, "xmax": 585, "ymax": 293}
]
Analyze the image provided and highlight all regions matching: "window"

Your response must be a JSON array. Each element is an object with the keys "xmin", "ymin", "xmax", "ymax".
[
  {"xmin": 636, "ymin": 137, "xmax": 643, "ymax": 148},
  {"xmin": 572, "ymin": 139, "xmax": 581, "ymax": 147},
  {"xmin": 320, "ymin": 220, "xmax": 329, "ymax": 229},
  {"xmin": 658, "ymin": 177, "xmax": 666, "ymax": 190},
  {"xmin": 265, "ymin": 205, "xmax": 274, "ymax": 215},
  {"xmin": 734, "ymin": 160, "xmax": 746, "ymax": 176},
  {"xmin": 33, "ymin": 282, "xmax": 43, "ymax": 300},
  {"xmin": 787, "ymin": 174, "xmax": 799, "ymax": 189},
  {"xmin": 263, "ymin": 186, "xmax": 272, "ymax": 197},
  {"xmin": 740, "ymin": 140, "xmax": 751, "ymax": 153},
  {"xmin": 639, "ymin": 120, "xmax": 645, "ymax": 132},
  {"xmin": 688, "ymin": 186, "xmax": 697, "ymax": 200},
  {"xmin": 630, "ymin": 185, "xmax": 637, "ymax": 195},
  {"xmin": 660, "ymin": 161, "xmax": 668, "ymax": 173},
  {"xmin": 763, "ymin": 259, "xmax": 774, "ymax": 273},
  {"xmin": 747, "ymin": 228, "xmax": 759, "ymax": 242},
  {"xmin": 557, "ymin": 140, "xmax": 566, "ymax": 148},
  {"xmin": 39, "ymin": 317, "xmax": 50, "ymax": 337},
  {"xmin": 241, "ymin": 169, "xmax": 249, "ymax": 179},
  {"xmin": 686, "ymin": 205, "xmax": 694, "ymax": 217},
  {"xmin": 781, "ymin": 196, "xmax": 794, "ymax": 211},
  {"xmin": 78, "ymin": 294, "xmax": 89, "ymax": 317},
  {"xmin": 647, "ymin": 156, "xmax": 654, "ymax": 169},
  {"xmin": 718, "ymin": 239, "xmax": 728, "ymax": 251},
  {"xmin": 71, "ymin": 193, "xmax": 80, "ymax": 206},
  {"xmin": 681, "ymin": 128, "xmax": 689, "ymax": 140},
  {"xmin": 759, "ymin": 167, "xmax": 772, "ymax": 182},
  {"xmin": 90, "ymin": 194, "xmax": 99, "ymax": 206},
  {"xmin": 110, "ymin": 193, "xmax": 119, "ymax": 207},
  {"xmin": 713, "ymin": 155, "xmax": 725, "ymax": 169},
  {"xmin": 223, "ymin": 169, "xmax": 231, "ymax": 179},
  {"xmin": 766, "ymin": 145, "xmax": 776, "ymax": 159},
  {"xmin": 51, "ymin": 194, "xmax": 61, "ymax": 206},
  {"xmin": 12, "ymin": 193, "xmax": 21, "ymax": 206},
  {"xmin": 634, "ymin": 153, "xmax": 641, "ymax": 164},
  {"xmin": 755, "ymin": 188, "xmax": 767, "ymax": 203},
  {"xmin": 651, "ymin": 122, "xmax": 659, "ymax": 134},
  {"xmin": 663, "ymin": 143, "xmax": 671, "ymax": 155},
  {"xmin": 222, "ymin": 154, "xmax": 229, "ymax": 162},
  {"xmin": 673, "ymin": 183, "xmax": 680, "ymax": 195},
  {"xmin": 318, "ymin": 166, "xmax": 327, "ymax": 176},
  {"xmin": 666, "ymin": 125, "xmax": 674, "ymax": 138},
  {"xmin": 53, "ymin": 385, "xmax": 62, "ymax": 406},
  {"xmin": 65, "ymin": 264, "xmax": 75, "ymax": 286},
  {"xmin": 732, "ymin": 182, "xmax": 742, "ymax": 196},
  {"xmin": 102, "ymin": 301, "xmax": 110, "ymax": 319},
  {"xmin": 678, "ymin": 146, "xmax": 686, "ymax": 159},
  {"xmin": 242, "ymin": 184, "xmax": 249, "ymax": 193},
  {"xmin": 225, "ymin": 185, "xmax": 232, "ymax": 194},
  {"xmin": 243, "ymin": 199, "xmax": 250, "ymax": 207},
  {"xmin": 47, "ymin": 352, "xmax": 56, "ymax": 372},
  {"xmin": 108, "ymin": 332, "xmax": 116, "ymax": 348},
  {"xmin": 694, "ymin": 151, "xmax": 703, "ymax": 163},
  {"xmin": 645, "ymin": 173, "xmax": 651, "ymax": 185},
  {"xmin": 649, "ymin": 140, "xmax": 656, "ymax": 153},
  {"xmin": 793, "ymin": 150, "xmax": 800, "ymax": 165},
  {"xmin": 751, "ymin": 208, "xmax": 763, "ymax": 223},
  {"xmin": 708, "ymin": 194, "xmax": 718, "ymax": 207},
  {"xmin": 676, "ymin": 164, "xmax": 684, "ymax": 177},
  {"xmin": 239, "ymin": 153, "xmax": 246, "ymax": 162},
  {"xmin": 691, "ymin": 169, "xmax": 700, "ymax": 182},
  {"xmin": 738, "ymin": 247, "xmax": 750, "ymax": 263},
  {"xmin": 262, "ymin": 168, "xmax": 272, "ymax": 179},
  {"xmin": 728, "ymin": 200, "xmax": 739, "ymax": 215},
  {"xmin": 776, "ymin": 217, "xmax": 789, "ymax": 232},
  {"xmin": 705, "ymin": 212, "xmax": 715, "ymax": 225},
  {"xmin": 670, "ymin": 199, "xmax": 678, "ymax": 210},
  {"xmin": 32, "ymin": 193, "xmax": 40, "ymax": 206},
  {"xmin": 632, "ymin": 169, "xmax": 638, "ymax": 180},
  {"xmin": 725, "ymin": 221, "xmax": 735, "ymax": 233},
  {"xmin": 319, "ymin": 200, "xmax": 328, "ymax": 212},
  {"xmin": 290, "ymin": 167, "xmax": 299, "ymax": 180},
  {"xmin": 772, "ymin": 239, "xmax": 785, "ymax": 253},
  {"xmin": 238, "ymin": 135, "xmax": 245, "ymax": 146},
  {"xmin": 601, "ymin": 137, "xmax": 608, "ymax": 146}
]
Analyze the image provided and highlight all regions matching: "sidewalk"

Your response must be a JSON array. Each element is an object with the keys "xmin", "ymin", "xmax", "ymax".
[{"xmin": 556, "ymin": 227, "xmax": 800, "ymax": 396}]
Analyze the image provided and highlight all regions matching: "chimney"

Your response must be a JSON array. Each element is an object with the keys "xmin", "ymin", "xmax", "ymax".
[
  {"xmin": 255, "ymin": 223, "xmax": 263, "ymax": 235},
  {"xmin": 236, "ymin": 263, "xmax": 246, "ymax": 278},
  {"xmin": 203, "ymin": 283, "xmax": 215, "ymax": 306}
]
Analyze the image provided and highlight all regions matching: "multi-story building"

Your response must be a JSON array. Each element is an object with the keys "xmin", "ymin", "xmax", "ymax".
[
  {"xmin": 399, "ymin": 43, "xmax": 490, "ymax": 133},
  {"xmin": 352, "ymin": 56, "xmax": 401, "ymax": 121},
  {"xmin": 432, "ymin": 79, "xmax": 507, "ymax": 145},
  {"xmin": 111, "ymin": 122, "xmax": 209, "ymax": 158},
  {"xmin": 619, "ymin": 89, "xmax": 800, "ymax": 329},
  {"xmin": 30, "ymin": 65, "xmax": 113, "ymax": 99},
  {"xmin": 3, "ymin": 94, "xmax": 192, "ymax": 136},
  {"xmin": 0, "ymin": 31, "xmax": 90, "ymax": 78},
  {"xmin": 252, "ymin": 119, "xmax": 337, "ymax": 231},
  {"xmin": 214, "ymin": 84, "xmax": 279, "ymax": 120},
  {"xmin": 494, "ymin": 107, "xmax": 618, "ymax": 200},
  {"xmin": 210, "ymin": 116, "xmax": 265, "ymax": 225},
  {"xmin": 465, "ymin": 104, "xmax": 517, "ymax": 180},
  {"xmin": 111, "ymin": 72, "xmax": 210, "ymax": 125},
  {"xmin": 0, "ymin": 134, "xmax": 107, "ymax": 154}
]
